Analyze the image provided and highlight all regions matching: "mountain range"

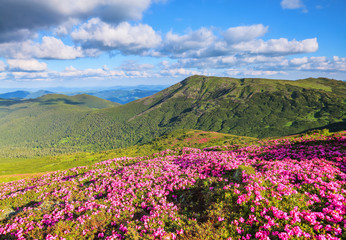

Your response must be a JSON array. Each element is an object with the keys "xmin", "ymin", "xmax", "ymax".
[
  {"xmin": 0, "ymin": 86, "xmax": 167, "ymax": 104},
  {"xmin": 0, "ymin": 90, "xmax": 54, "ymax": 99},
  {"xmin": 0, "ymin": 75, "xmax": 344, "ymax": 157}
]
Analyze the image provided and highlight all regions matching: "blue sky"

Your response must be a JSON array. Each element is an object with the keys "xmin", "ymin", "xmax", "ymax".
[{"xmin": 0, "ymin": 0, "xmax": 345, "ymax": 89}]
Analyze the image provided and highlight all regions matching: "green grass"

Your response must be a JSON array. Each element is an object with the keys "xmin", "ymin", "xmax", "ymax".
[
  {"xmin": 0, "ymin": 129, "xmax": 341, "ymax": 184},
  {"xmin": 0, "ymin": 129, "xmax": 258, "ymax": 183},
  {"xmin": 284, "ymin": 121, "xmax": 293, "ymax": 127}
]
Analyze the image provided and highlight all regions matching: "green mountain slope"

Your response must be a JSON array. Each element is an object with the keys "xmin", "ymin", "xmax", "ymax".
[
  {"xmin": 0, "ymin": 76, "xmax": 344, "ymax": 156},
  {"xmin": 0, "ymin": 94, "xmax": 119, "ymax": 157},
  {"xmin": 0, "ymin": 129, "xmax": 258, "ymax": 182},
  {"xmin": 52, "ymin": 76, "xmax": 344, "ymax": 151}
]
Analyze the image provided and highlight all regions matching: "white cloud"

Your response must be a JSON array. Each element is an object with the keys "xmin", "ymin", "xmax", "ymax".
[
  {"xmin": 172, "ymin": 55, "xmax": 287, "ymax": 71},
  {"xmin": 7, "ymin": 59, "xmax": 47, "ymax": 72},
  {"xmin": 297, "ymin": 56, "xmax": 346, "ymax": 72},
  {"xmin": 120, "ymin": 61, "xmax": 155, "ymax": 71},
  {"xmin": 0, "ymin": 61, "xmax": 6, "ymax": 71},
  {"xmin": 232, "ymin": 38, "xmax": 318, "ymax": 55},
  {"xmin": 53, "ymin": 18, "xmax": 80, "ymax": 36},
  {"xmin": 172, "ymin": 57, "xmax": 238, "ymax": 70},
  {"xmin": 72, "ymin": 18, "xmax": 161, "ymax": 54},
  {"xmin": 155, "ymin": 26, "xmax": 317, "ymax": 59},
  {"xmin": 0, "ymin": 37, "xmax": 85, "ymax": 60},
  {"xmin": 227, "ymin": 69, "xmax": 286, "ymax": 76},
  {"xmin": 281, "ymin": 0, "xmax": 305, "ymax": 9},
  {"xmin": 333, "ymin": 57, "xmax": 346, "ymax": 72},
  {"xmin": 1, "ymin": 55, "xmax": 345, "ymax": 85},
  {"xmin": 162, "ymin": 28, "xmax": 215, "ymax": 56},
  {"xmin": 290, "ymin": 57, "xmax": 308, "ymax": 65},
  {"xmin": 310, "ymin": 56, "xmax": 327, "ymax": 62},
  {"xmin": 256, "ymin": 56, "xmax": 346, "ymax": 73},
  {"xmin": 223, "ymin": 24, "xmax": 268, "ymax": 43},
  {"xmin": 159, "ymin": 68, "xmax": 203, "ymax": 77},
  {"xmin": 0, "ymin": 0, "xmax": 163, "ymax": 43},
  {"xmin": 60, "ymin": 66, "xmax": 124, "ymax": 78},
  {"xmin": 173, "ymin": 54, "xmax": 346, "ymax": 77},
  {"xmin": 10, "ymin": 71, "xmax": 49, "ymax": 80},
  {"xmin": 59, "ymin": 65, "xmax": 163, "ymax": 79},
  {"xmin": 0, "ymin": 72, "xmax": 7, "ymax": 80},
  {"xmin": 0, "ymin": 29, "xmax": 37, "ymax": 43},
  {"xmin": 32, "ymin": 37, "xmax": 85, "ymax": 59}
]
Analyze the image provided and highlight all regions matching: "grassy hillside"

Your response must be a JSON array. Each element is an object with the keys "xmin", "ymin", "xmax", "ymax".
[
  {"xmin": 130, "ymin": 76, "xmax": 345, "ymax": 137},
  {"xmin": 64, "ymin": 75, "xmax": 344, "ymax": 150},
  {"xmin": 0, "ymin": 129, "xmax": 257, "ymax": 182},
  {"xmin": 0, "ymin": 94, "xmax": 119, "ymax": 157},
  {"xmin": 0, "ymin": 131, "xmax": 344, "ymax": 239},
  {"xmin": 0, "ymin": 76, "xmax": 344, "ymax": 156}
]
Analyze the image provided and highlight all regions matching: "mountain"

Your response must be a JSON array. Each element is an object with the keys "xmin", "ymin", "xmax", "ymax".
[
  {"xmin": 0, "ymin": 94, "xmax": 119, "ymax": 157},
  {"xmin": 67, "ymin": 75, "xmax": 344, "ymax": 149},
  {"xmin": 74, "ymin": 89, "xmax": 162, "ymax": 104},
  {"xmin": 0, "ymin": 90, "xmax": 54, "ymax": 99},
  {"xmin": 26, "ymin": 90, "xmax": 55, "ymax": 99},
  {"xmin": 0, "ymin": 86, "xmax": 166, "ymax": 104},
  {"xmin": 126, "ymin": 76, "xmax": 345, "ymax": 138},
  {"xmin": 0, "ymin": 75, "xmax": 344, "ymax": 157},
  {"xmin": 0, "ymin": 90, "xmax": 30, "ymax": 99}
]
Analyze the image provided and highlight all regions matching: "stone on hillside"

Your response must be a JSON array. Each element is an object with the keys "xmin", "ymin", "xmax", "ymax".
[{"xmin": 0, "ymin": 207, "xmax": 15, "ymax": 221}]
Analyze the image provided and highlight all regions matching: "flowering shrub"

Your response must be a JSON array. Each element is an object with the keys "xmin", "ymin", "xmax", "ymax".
[{"xmin": 0, "ymin": 132, "xmax": 345, "ymax": 239}]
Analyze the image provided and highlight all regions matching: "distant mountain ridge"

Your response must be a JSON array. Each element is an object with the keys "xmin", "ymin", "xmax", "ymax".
[
  {"xmin": 0, "ymin": 90, "xmax": 54, "ymax": 99},
  {"xmin": 0, "ymin": 86, "xmax": 166, "ymax": 104},
  {"xmin": 68, "ymin": 89, "xmax": 162, "ymax": 104},
  {"xmin": 0, "ymin": 75, "xmax": 344, "ymax": 157}
]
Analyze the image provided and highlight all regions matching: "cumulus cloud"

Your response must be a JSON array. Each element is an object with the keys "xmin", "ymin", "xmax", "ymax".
[
  {"xmin": 60, "ymin": 66, "xmax": 122, "ymax": 78},
  {"xmin": 172, "ymin": 55, "xmax": 287, "ymax": 70},
  {"xmin": 227, "ymin": 69, "xmax": 285, "ymax": 76},
  {"xmin": 71, "ymin": 18, "xmax": 161, "ymax": 54},
  {"xmin": 154, "ymin": 26, "xmax": 318, "ymax": 59},
  {"xmin": 232, "ymin": 38, "xmax": 318, "ymax": 55},
  {"xmin": 10, "ymin": 71, "xmax": 49, "ymax": 80},
  {"xmin": 161, "ymin": 28, "xmax": 215, "ymax": 56},
  {"xmin": 7, "ymin": 59, "xmax": 47, "ymax": 72},
  {"xmin": 0, "ymin": 37, "xmax": 85, "ymax": 60},
  {"xmin": 281, "ymin": 0, "xmax": 305, "ymax": 9},
  {"xmin": 159, "ymin": 68, "xmax": 203, "ymax": 77},
  {"xmin": 293, "ymin": 56, "xmax": 346, "ymax": 72},
  {"xmin": 333, "ymin": 56, "xmax": 346, "ymax": 72},
  {"xmin": 53, "ymin": 18, "xmax": 80, "ymax": 36},
  {"xmin": 254, "ymin": 56, "xmax": 346, "ymax": 73},
  {"xmin": 59, "ymin": 66, "xmax": 158, "ymax": 79},
  {"xmin": 223, "ymin": 24, "xmax": 268, "ymax": 43},
  {"xmin": 0, "ymin": 0, "xmax": 162, "ymax": 43},
  {"xmin": 0, "ymin": 29, "xmax": 36, "ymax": 43},
  {"xmin": 290, "ymin": 57, "xmax": 308, "ymax": 65},
  {"xmin": 31, "ymin": 37, "xmax": 85, "ymax": 59}
]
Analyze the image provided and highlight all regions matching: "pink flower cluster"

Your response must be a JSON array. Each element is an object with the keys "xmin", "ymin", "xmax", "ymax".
[{"xmin": 0, "ymin": 132, "xmax": 345, "ymax": 239}]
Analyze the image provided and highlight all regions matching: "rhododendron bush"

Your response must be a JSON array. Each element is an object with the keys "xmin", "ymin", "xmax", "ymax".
[{"xmin": 0, "ymin": 132, "xmax": 345, "ymax": 239}]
